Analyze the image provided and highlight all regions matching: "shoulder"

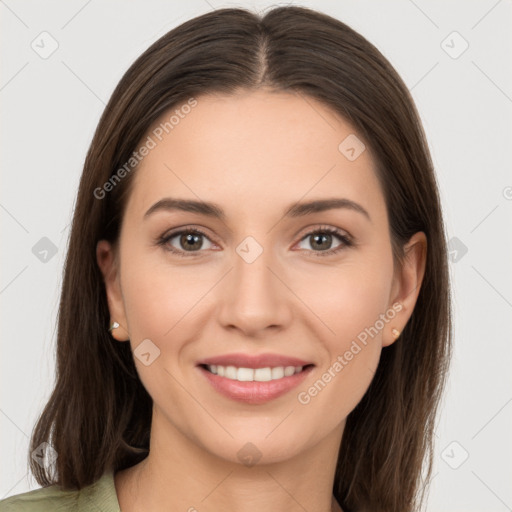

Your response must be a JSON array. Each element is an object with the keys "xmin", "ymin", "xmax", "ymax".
[
  {"xmin": 0, "ymin": 471, "xmax": 120, "ymax": 512},
  {"xmin": 0, "ymin": 484, "xmax": 78, "ymax": 512}
]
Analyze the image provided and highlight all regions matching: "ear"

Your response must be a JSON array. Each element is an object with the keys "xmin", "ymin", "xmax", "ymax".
[
  {"xmin": 383, "ymin": 231, "xmax": 427, "ymax": 347},
  {"xmin": 96, "ymin": 240, "xmax": 130, "ymax": 342}
]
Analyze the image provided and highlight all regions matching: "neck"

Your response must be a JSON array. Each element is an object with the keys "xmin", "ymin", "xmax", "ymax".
[{"xmin": 115, "ymin": 408, "xmax": 345, "ymax": 512}]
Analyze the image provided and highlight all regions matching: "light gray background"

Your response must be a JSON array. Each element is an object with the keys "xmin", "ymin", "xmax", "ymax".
[{"xmin": 1, "ymin": 1, "xmax": 511, "ymax": 510}]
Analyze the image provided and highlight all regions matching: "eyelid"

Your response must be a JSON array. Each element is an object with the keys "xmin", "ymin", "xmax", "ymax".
[
  {"xmin": 161, "ymin": 225, "xmax": 217, "ymax": 243},
  {"xmin": 294, "ymin": 223, "xmax": 351, "ymax": 242},
  {"xmin": 157, "ymin": 224, "xmax": 353, "ymax": 257},
  {"xmin": 292, "ymin": 224, "xmax": 353, "ymax": 257},
  {"xmin": 157, "ymin": 225, "xmax": 218, "ymax": 257}
]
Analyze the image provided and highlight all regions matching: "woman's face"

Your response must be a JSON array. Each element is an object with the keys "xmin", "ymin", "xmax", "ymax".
[{"xmin": 97, "ymin": 89, "xmax": 425, "ymax": 466}]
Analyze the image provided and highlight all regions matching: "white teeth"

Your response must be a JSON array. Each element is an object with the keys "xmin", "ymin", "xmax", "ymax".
[
  {"xmin": 237, "ymin": 367, "xmax": 254, "ymax": 381},
  {"xmin": 271, "ymin": 367, "xmax": 284, "ymax": 379},
  {"xmin": 206, "ymin": 364, "xmax": 305, "ymax": 382},
  {"xmin": 225, "ymin": 366, "xmax": 237, "ymax": 379},
  {"xmin": 253, "ymin": 367, "xmax": 272, "ymax": 382},
  {"xmin": 284, "ymin": 366, "xmax": 296, "ymax": 377}
]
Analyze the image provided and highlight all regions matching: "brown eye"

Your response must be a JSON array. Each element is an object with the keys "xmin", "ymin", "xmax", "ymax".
[
  {"xmin": 158, "ymin": 228, "xmax": 215, "ymax": 257},
  {"xmin": 296, "ymin": 227, "xmax": 352, "ymax": 257},
  {"xmin": 176, "ymin": 232, "xmax": 205, "ymax": 251}
]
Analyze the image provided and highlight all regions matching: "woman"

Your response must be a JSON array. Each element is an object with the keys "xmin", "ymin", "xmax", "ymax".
[{"xmin": 0, "ymin": 5, "xmax": 452, "ymax": 512}]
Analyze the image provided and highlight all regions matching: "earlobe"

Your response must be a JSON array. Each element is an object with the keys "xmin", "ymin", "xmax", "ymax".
[
  {"xmin": 108, "ymin": 320, "xmax": 130, "ymax": 342},
  {"xmin": 391, "ymin": 327, "xmax": 400, "ymax": 339},
  {"xmin": 384, "ymin": 232, "xmax": 427, "ymax": 347},
  {"xmin": 96, "ymin": 240, "xmax": 130, "ymax": 342}
]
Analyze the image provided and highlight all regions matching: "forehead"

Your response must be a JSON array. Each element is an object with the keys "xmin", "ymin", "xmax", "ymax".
[{"xmin": 127, "ymin": 90, "xmax": 385, "ymax": 222}]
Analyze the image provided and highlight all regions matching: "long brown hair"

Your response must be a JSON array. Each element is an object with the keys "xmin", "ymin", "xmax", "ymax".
[{"xmin": 28, "ymin": 6, "xmax": 452, "ymax": 511}]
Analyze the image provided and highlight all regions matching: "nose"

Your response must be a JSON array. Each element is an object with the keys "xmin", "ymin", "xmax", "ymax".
[{"xmin": 217, "ymin": 245, "xmax": 293, "ymax": 337}]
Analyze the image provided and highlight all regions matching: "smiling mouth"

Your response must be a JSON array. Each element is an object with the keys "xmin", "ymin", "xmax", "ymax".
[{"xmin": 200, "ymin": 363, "xmax": 314, "ymax": 382}]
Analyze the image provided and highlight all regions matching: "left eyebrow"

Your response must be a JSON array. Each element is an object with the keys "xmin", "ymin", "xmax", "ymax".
[
  {"xmin": 144, "ymin": 197, "xmax": 371, "ymax": 222},
  {"xmin": 284, "ymin": 198, "xmax": 371, "ymax": 222}
]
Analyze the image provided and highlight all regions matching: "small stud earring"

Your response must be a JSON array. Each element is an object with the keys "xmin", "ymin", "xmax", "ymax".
[
  {"xmin": 391, "ymin": 328, "xmax": 400, "ymax": 338},
  {"xmin": 109, "ymin": 321, "xmax": 120, "ymax": 332}
]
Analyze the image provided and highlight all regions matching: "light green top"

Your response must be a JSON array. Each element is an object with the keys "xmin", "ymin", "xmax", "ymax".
[
  {"xmin": 1, "ymin": 471, "xmax": 345, "ymax": 511},
  {"xmin": 0, "ymin": 471, "xmax": 120, "ymax": 512}
]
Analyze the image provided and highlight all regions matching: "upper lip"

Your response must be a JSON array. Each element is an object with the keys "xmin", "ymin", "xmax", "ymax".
[{"xmin": 197, "ymin": 353, "xmax": 314, "ymax": 369}]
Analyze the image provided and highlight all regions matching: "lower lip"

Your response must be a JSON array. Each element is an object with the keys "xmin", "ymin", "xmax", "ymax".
[{"xmin": 198, "ymin": 365, "xmax": 314, "ymax": 405}]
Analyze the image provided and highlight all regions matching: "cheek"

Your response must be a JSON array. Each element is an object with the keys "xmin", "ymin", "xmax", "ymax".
[
  {"xmin": 291, "ymin": 251, "xmax": 393, "ymax": 341},
  {"xmin": 296, "ymin": 277, "xmax": 389, "ymax": 423},
  {"xmin": 121, "ymin": 246, "xmax": 210, "ymax": 342},
  {"xmin": 122, "ymin": 238, "xmax": 393, "ymax": 350},
  {"xmin": 294, "ymin": 255, "xmax": 392, "ymax": 410},
  {"xmin": 120, "ymin": 259, "xmax": 206, "ymax": 408}
]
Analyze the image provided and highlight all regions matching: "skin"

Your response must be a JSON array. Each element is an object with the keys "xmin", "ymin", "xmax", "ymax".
[{"xmin": 96, "ymin": 89, "xmax": 426, "ymax": 512}]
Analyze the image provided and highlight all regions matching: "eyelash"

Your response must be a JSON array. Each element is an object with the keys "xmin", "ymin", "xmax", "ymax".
[{"xmin": 156, "ymin": 225, "xmax": 353, "ymax": 258}]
